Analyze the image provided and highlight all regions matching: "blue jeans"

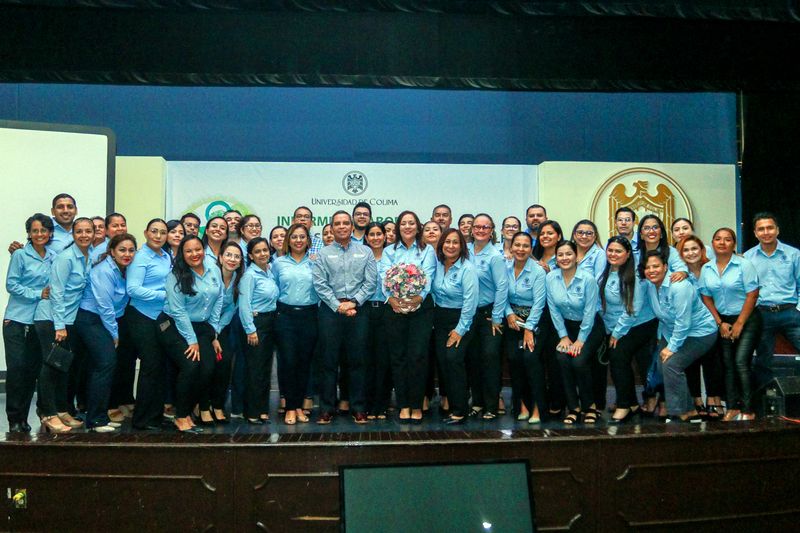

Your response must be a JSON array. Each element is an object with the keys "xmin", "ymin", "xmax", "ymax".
[
  {"xmin": 657, "ymin": 333, "xmax": 718, "ymax": 415},
  {"xmin": 74, "ymin": 309, "xmax": 117, "ymax": 428},
  {"xmin": 754, "ymin": 307, "xmax": 800, "ymax": 388}
]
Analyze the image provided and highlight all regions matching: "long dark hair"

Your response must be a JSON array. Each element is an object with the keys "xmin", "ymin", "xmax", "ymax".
[
  {"xmin": 163, "ymin": 219, "xmax": 184, "ymax": 255},
  {"xmin": 246, "ymin": 237, "xmax": 270, "ymax": 266},
  {"xmin": 637, "ymin": 215, "xmax": 670, "ymax": 279},
  {"xmin": 65, "ymin": 217, "xmax": 93, "ymax": 250},
  {"xmin": 201, "ymin": 216, "xmax": 228, "ymax": 249},
  {"xmin": 365, "ymin": 221, "xmax": 386, "ymax": 250},
  {"xmin": 532, "ymin": 220, "xmax": 563, "ymax": 260},
  {"xmin": 393, "ymin": 210, "xmax": 426, "ymax": 250},
  {"xmin": 99, "ymin": 233, "xmax": 138, "ymax": 272},
  {"xmin": 571, "ymin": 219, "xmax": 602, "ymax": 249},
  {"xmin": 436, "ymin": 228, "xmax": 469, "ymax": 264},
  {"xmin": 217, "ymin": 240, "xmax": 244, "ymax": 302},
  {"xmin": 172, "ymin": 235, "xmax": 204, "ymax": 296},
  {"xmin": 599, "ymin": 236, "xmax": 636, "ymax": 315}
]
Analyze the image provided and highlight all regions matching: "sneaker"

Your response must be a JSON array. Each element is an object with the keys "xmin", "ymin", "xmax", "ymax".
[
  {"xmin": 90, "ymin": 425, "xmax": 117, "ymax": 433},
  {"xmin": 352, "ymin": 412, "xmax": 369, "ymax": 424},
  {"xmin": 316, "ymin": 412, "xmax": 334, "ymax": 425}
]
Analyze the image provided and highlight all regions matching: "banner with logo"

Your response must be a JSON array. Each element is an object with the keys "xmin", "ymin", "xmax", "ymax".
[
  {"xmin": 537, "ymin": 162, "xmax": 738, "ymax": 245},
  {"xmin": 166, "ymin": 162, "xmax": 539, "ymax": 235}
]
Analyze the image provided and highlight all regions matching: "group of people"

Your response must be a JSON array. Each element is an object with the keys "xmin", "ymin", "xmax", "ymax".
[{"xmin": 4, "ymin": 193, "xmax": 799, "ymax": 433}]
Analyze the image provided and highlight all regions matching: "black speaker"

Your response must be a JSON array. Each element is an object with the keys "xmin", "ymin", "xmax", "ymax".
[{"xmin": 759, "ymin": 376, "xmax": 800, "ymax": 418}]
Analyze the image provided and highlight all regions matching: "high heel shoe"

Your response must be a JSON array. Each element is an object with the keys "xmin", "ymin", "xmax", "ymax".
[
  {"xmin": 212, "ymin": 409, "xmax": 229, "ymax": 424},
  {"xmin": 198, "ymin": 411, "xmax": 215, "ymax": 426},
  {"xmin": 41, "ymin": 416, "xmax": 72, "ymax": 434},
  {"xmin": 57, "ymin": 412, "xmax": 84, "ymax": 428}
]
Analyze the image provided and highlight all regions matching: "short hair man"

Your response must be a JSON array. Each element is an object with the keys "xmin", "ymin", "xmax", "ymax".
[
  {"xmin": 180, "ymin": 213, "xmax": 201, "ymax": 237},
  {"xmin": 431, "ymin": 204, "xmax": 453, "ymax": 229},
  {"xmin": 351, "ymin": 202, "xmax": 372, "ymax": 244},
  {"xmin": 524, "ymin": 204, "xmax": 547, "ymax": 241}
]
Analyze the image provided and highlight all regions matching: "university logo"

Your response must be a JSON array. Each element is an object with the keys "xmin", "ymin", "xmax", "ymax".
[
  {"xmin": 342, "ymin": 171, "xmax": 368, "ymax": 196},
  {"xmin": 589, "ymin": 167, "xmax": 693, "ymax": 240}
]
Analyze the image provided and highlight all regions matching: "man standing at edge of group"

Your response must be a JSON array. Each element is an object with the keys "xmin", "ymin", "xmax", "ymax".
[
  {"xmin": 744, "ymin": 212, "xmax": 800, "ymax": 388},
  {"xmin": 312, "ymin": 210, "xmax": 377, "ymax": 424},
  {"xmin": 432, "ymin": 204, "xmax": 453, "ymax": 230},
  {"xmin": 524, "ymin": 204, "xmax": 547, "ymax": 246},
  {"xmin": 351, "ymin": 202, "xmax": 372, "ymax": 245},
  {"xmin": 9, "ymin": 193, "xmax": 77, "ymax": 255}
]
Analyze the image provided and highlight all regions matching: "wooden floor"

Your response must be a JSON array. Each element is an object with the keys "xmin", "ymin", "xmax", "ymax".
[{"xmin": 1, "ymin": 404, "xmax": 799, "ymax": 532}]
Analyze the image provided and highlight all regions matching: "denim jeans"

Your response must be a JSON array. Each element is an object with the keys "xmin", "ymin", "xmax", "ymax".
[
  {"xmin": 609, "ymin": 318, "xmax": 658, "ymax": 408},
  {"xmin": 721, "ymin": 311, "xmax": 763, "ymax": 412},
  {"xmin": 754, "ymin": 306, "xmax": 800, "ymax": 388},
  {"xmin": 657, "ymin": 332, "xmax": 718, "ymax": 415},
  {"xmin": 74, "ymin": 309, "xmax": 117, "ymax": 428}
]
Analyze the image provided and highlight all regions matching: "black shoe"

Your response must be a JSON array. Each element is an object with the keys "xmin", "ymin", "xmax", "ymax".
[
  {"xmin": 21, "ymin": 422, "xmax": 32, "ymax": 432},
  {"xmin": 8, "ymin": 422, "xmax": 26, "ymax": 433},
  {"xmin": 247, "ymin": 418, "xmax": 265, "ymax": 425},
  {"xmin": 609, "ymin": 408, "xmax": 641, "ymax": 424},
  {"xmin": 444, "ymin": 416, "xmax": 465, "ymax": 425},
  {"xmin": 134, "ymin": 424, "xmax": 163, "ymax": 431},
  {"xmin": 175, "ymin": 425, "xmax": 204, "ymax": 433},
  {"xmin": 467, "ymin": 407, "xmax": 483, "ymax": 418}
]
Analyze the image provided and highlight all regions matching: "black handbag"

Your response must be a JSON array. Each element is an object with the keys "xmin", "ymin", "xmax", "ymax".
[{"xmin": 45, "ymin": 342, "xmax": 74, "ymax": 372}]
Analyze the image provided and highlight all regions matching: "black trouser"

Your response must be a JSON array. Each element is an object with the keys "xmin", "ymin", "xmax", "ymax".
[
  {"xmin": 365, "ymin": 301, "xmax": 392, "ymax": 415},
  {"xmin": 539, "ymin": 307, "xmax": 564, "ymax": 413},
  {"xmin": 434, "ymin": 306, "xmax": 473, "ymax": 417},
  {"xmin": 318, "ymin": 303, "xmax": 369, "ymax": 414},
  {"xmin": 686, "ymin": 338, "xmax": 724, "ymax": 400},
  {"xmin": 608, "ymin": 319, "xmax": 659, "ymax": 409},
  {"xmin": 720, "ymin": 311, "xmax": 763, "ymax": 412},
  {"xmin": 385, "ymin": 295, "xmax": 434, "ymax": 410},
  {"xmin": 275, "ymin": 303, "xmax": 318, "ymax": 411},
  {"xmin": 557, "ymin": 315, "xmax": 605, "ymax": 412},
  {"xmin": 466, "ymin": 304, "xmax": 504, "ymax": 413},
  {"xmin": 425, "ymin": 330, "xmax": 443, "ymax": 400},
  {"xmin": 34, "ymin": 321, "xmax": 82, "ymax": 417},
  {"xmin": 3, "ymin": 319, "xmax": 42, "ymax": 424},
  {"xmin": 243, "ymin": 312, "xmax": 276, "ymax": 418},
  {"xmin": 504, "ymin": 324, "xmax": 548, "ymax": 417},
  {"xmin": 158, "ymin": 314, "xmax": 216, "ymax": 419},
  {"xmin": 109, "ymin": 313, "xmax": 136, "ymax": 408},
  {"xmin": 128, "ymin": 306, "xmax": 169, "ymax": 428},
  {"xmin": 73, "ymin": 309, "xmax": 119, "ymax": 428},
  {"xmin": 206, "ymin": 322, "xmax": 235, "ymax": 411}
]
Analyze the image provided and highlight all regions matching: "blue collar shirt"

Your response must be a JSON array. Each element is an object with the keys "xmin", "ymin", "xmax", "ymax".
[
  {"xmin": 545, "ymin": 268, "xmax": 599, "ymax": 343},
  {"xmin": 4, "ymin": 243, "xmax": 56, "ymax": 324},
  {"xmin": 271, "ymin": 254, "xmax": 319, "ymax": 306},
  {"xmin": 218, "ymin": 271, "xmax": 239, "ymax": 329},
  {"xmin": 35, "ymin": 244, "xmax": 91, "ymax": 329},
  {"xmin": 600, "ymin": 270, "xmax": 654, "ymax": 338},
  {"xmin": 699, "ymin": 255, "xmax": 760, "ymax": 316},
  {"xmin": 312, "ymin": 241, "xmax": 377, "ymax": 312},
  {"xmin": 79, "ymin": 256, "xmax": 129, "ymax": 340},
  {"xmin": 467, "ymin": 242, "xmax": 509, "ymax": 324},
  {"xmin": 238, "ymin": 263, "xmax": 279, "ymax": 334},
  {"xmin": 384, "ymin": 240, "xmax": 436, "ymax": 301},
  {"xmin": 47, "ymin": 218, "xmax": 73, "ymax": 254},
  {"xmin": 646, "ymin": 276, "xmax": 717, "ymax": 353},
  {"xmin": 164, "ymin": 266, "xmax": 224, "ymax": 345},
  {"xmin": 744, "ymin": 241, "xmax": 800, "ymax": 308},
  {"xmin": 505, "ymin": 258, "xmax": 547, "ymax": 331},
  {"xmin": 432, "ymin": 258, "xmax": 479, "ymax": 336},
  {"xmin": 89, "ymin": 238, "xmax": 109, "ymax": 264},
  {"xmin": 126, "ymin": 244, "xmax": 172, "ymax": 320},
  {"xmin": 577, "ymin": 245, "xmax": 607, "ymax": 283},
  {"xmin": 370, "ymin": 253, "xmax": 393, "ymax": 302}
]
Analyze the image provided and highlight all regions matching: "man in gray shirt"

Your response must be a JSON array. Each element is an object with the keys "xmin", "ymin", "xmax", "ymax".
[{"xmin": 312, "ymin": 210, "xmax": 377, "ymax": 424}]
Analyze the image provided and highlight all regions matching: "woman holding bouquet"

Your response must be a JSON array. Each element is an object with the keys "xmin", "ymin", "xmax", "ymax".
[
  {"xmin": 466, "ymin": 213, "xmax": 508, "ymax": 420},
  {"xmin": 384, "ymin": 210, "xmax": 437, "ymax": 423}
]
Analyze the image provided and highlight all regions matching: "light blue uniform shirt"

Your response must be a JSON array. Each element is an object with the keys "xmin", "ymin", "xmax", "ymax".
[
  {"xmin": 646, "ymin": 276, "xmax": 717, "ymax": 353},
  {"xmin": 505, "ymin": 258, "xmax": 547, "ymax": 331},
  {"xmin": 238, "ymin": 263, "xmax": 279, "ymax": 335},
  {"xmin": 218, "ymin": 271, "xmax": 239, "ymax": 329},
  {"xmin": 79, "ymin": 256, "xmax": 129, "ymax": 340},
  {"xmin": 48, "ymin": 219, "xmax": 73, "ymax": 254},
  {"xmin": 89, "ymin": 238, "xmax": 109, "ymax": 264},
  {"xmin": 636, "ymin": 245, "xmax": 688, "ymax": 275},
  {"xmin": 370, "ymin": 254, "xmax": 392, "ymax": 302},
  {"xmin": 546, "ymin": 268, "xmax": 599, "ymax": 343},
  {"xmin": 127, "ymin": 245, "xmax": 172, "ymax": 320},
  {"xmin": 432, "ymin": 259, "xmax": 479, "ymax": 336},
  {"xmin": 163, "ymin": 267, "xmax": 224, "ymax": 345},
  {"xmin": 698, "ymin": 255, "xmax": 760, "ymax": 315},
  {"xmin": 744, "ymin": 241, "xmax": 800, "ymax": 308},
  {"xmin": 4, "ymin": 243, "xmax": 56, "ymax": 324},
  {"xmin": 34, "ymin": 244, "xmax": 91, "ymax": 329},
  {"xmin": 600, "ymin": 270, "xmax": 654, "ymax": 338},
  {"xmin": 577, "ymin": 245, "xmax": 607, "ymax": 283},
  {"xmin": 384, "ymin": 241, "xmax": 437, "ymax": 300},
  {"xmin": 271, "ymin": 254, "xmax": 319, "ymax": 306},
  {"xmin": 313, "ymin": 242, "xmax": 377, "ymax": 312},
  {"xmin": 467, "ymin": 242, "xmax": 509, "ymax": 324}
]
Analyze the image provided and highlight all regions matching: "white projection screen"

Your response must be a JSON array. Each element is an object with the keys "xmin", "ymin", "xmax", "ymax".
[{"xmin": 0, "ymin": 120, "xmax": 115, "ymax": 374}]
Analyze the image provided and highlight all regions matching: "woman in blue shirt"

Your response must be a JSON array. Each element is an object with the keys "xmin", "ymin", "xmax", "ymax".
[
  {"xmin": 272, "ymin": 224, "xmax": 319, "ymax": 425},
  {"xmin": 384, "ymin": 210, "xmax": 437, "ymax": 423},
  {"xmin": 160, "ymin": 235, "xmax": 224, "ymax": 433},
  {"xmin": 34, "ymin": 217, "xmax": 94, "ymax": 433},
  {"xmin": 466, "ymin": 213, "xmax": 508, "ymax": 421},
  {"xmin": 643, "ymin": 250, "xmax": 719, "ymax": 422},
  {"xmin": 503, "ymin": 232, "xmax": 547, "ymax": 424},
  {"xmin": 202, "ymin": 216, "xmax": 228, "ymax": 263},
  {"xmin": 498, "ymin": 216, "xmax": 522, "ymax": 262},
  {"xmin": 699, "ymin": 228, "xmax": 762, "ymax": 421},
  {"xmin": 74, "ymin": 233, "xmax": 137, "ymax": 432},
  {"xmin": 599, "ymin": 236, "xmax": 658, "ymax": 423},
  {"xmin": 636, "ymin": 214, "xmax": 688, "ymax": 281},
  {"xmin": 239, "ymin": 237, "xmax": 279, "ymax": 425},
  {"xmin": 199, "ymin": 240, "xmax": 243, "ymax": 425},
  {"xmin": 432, "ymin": 228, "xmax": 479, "ymax": 424},
  {"xmin": 546, "ymin": 240, "xmax": 605, "ymax": 424},
  {"xmin": 163, "ymin": 219, "xmax": 185, "ymax": 259},
  {"xmin": 127, "ymin": 219, "xmax": 174, "ymax": 430},
  {"xmin": 4, "ymin": 213, "xmax": 56, "ymax": 433},
  {"xmin": 572, "ymin": 219, "xmax": 606, "ymax": 283},
  {"xmin": 532, "ymin": 220, "xmax": 562, "ymax": 273},
  {"xmin": 364, "ymin": 222, "xmax": 392, "ymax": 419}
]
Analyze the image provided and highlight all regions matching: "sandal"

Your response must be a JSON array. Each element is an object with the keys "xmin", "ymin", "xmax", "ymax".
[
  {"xmin": 695, "ymin": 403, "xmax": 708, "ymax": 420},
  {"xmin": 482, "ymin": 412, "xmax": 497, "ymax": 420},
  {"xmin": 583, "ymin": 409, "xmax": 600, "ymax": 424},
  {"xmin": 707, "ymin": 404, "xmax": 723, "ymax": 420},
  {"xmin": 563, "ymin": 410, "xmax": 580, "ymax": 425}
]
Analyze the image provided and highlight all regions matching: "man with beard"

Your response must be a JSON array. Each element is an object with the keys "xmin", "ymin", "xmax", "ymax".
[
  {"xmin": 8, "ymin": 193, "xmax": 78, "ymax": 254},
  {"xmin": 524, "ymin": 204, "xmax": 547, "ymax": 245},
  {"xmin": 351, "ymin": 201, "xmax": 372, "ymax": 244},
  {"xmin": 223, "ymin": 209, "xmax": 243, "ymax": 241}
]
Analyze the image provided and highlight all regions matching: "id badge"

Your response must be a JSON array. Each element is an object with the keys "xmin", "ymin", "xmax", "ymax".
[{"xmin": 159, "ymin": 319, "xmax": 171, "ymax": 332}]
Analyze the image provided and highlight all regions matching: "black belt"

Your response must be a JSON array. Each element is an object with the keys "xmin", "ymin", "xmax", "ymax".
[
  {"xmin": 369, "ymin": 301, "xmax": 385, "ymax": 308},
  {"xmin": 252, "ymin": 310, "xmax": 276, "ymax": 317},
  {"xmin": 758, "ymin": 303, "xmax": 796, "ymax": 313},
  {"xmin": 276, "ymin": 302, "xmax": 317, "ymax": 312},
  {"xmin": 477, "ymin": 304, "xmax": 493, "ymax": 314}
]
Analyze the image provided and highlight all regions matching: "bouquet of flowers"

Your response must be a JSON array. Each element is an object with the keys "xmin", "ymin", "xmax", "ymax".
[{"xmin": 383, "ymin": 262, "xmax": 428, "ymax": 313}]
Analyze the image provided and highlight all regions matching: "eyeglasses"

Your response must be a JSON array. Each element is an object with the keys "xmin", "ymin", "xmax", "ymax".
[
  {"xmin": 472, "ymin": 224, "xmax": 492, "ymax": 231},
  {"xmin": 575, "ymin": 230, "xmax": 595, "ymax": 237},
  {"xmin": 642, "ymin": 225, "xmax": 660, "ymax": 232},
  {"xmin": 223, "ymin": 252, "xmax": 242, "ymax": 260},
  {"xmin": 353, "ymin": 211, "xmax": 370, "ymax": 217},
  {"xmin": 30, "ymin": 229, "xmax": 50, "ymax": 235},
  {"xmin": 503, "ymin": 224, "xmax": 520, "ymax": 230},
  {"xmin": 243, "ymin": 224, "xmax": 262, "ymax": 230}
]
